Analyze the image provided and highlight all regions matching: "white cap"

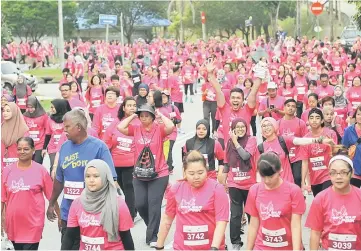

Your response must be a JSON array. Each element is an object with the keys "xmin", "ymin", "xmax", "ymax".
[{"xmin": 267, "ymin": 82, "xmax": 278, "ymax": 89}]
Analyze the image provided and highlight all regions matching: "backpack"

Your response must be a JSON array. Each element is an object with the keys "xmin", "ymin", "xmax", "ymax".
[
  {"xmin": 257, "ymin": 136, "xmax": 291, "ymax": 164},
  {"xmin": 133, "ymin": 128, "xmax": 158, "ymax": 180},
  {"xmin": 170, "ymin": 105, "xmax": 181, "ymax": 125}
]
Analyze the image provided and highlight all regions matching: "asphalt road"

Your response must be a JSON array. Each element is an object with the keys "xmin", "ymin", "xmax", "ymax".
[{"xmin": 29, "ymin": 84, "xmax": 314, "ymax": 250}]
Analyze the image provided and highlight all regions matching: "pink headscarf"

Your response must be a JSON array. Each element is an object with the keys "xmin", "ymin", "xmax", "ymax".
[{"xmin": 261, "ymin": 117, "xmax": 279, "ymax": 137}]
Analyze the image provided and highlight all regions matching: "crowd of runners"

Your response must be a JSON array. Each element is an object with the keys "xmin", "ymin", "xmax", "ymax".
[{"xmin": 1, "ymin": 34, "xmax": 361, "ymax": 251}]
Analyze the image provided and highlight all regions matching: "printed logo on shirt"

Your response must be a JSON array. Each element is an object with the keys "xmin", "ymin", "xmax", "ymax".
[
  {"xmin": 26, "ymin": 119, "xmax": 37, "ymax": 128},
  {"xmin": 52, "ymin": 122, "xmax": 63, "ymax": 131},
  {"xmin": 330, "ymin": 206, "xmax": 356, "ymax": 225},
  {"xmin": 282, "ymin": 128, "xmax": 295, "ymax": 137},
  {"xmin": 10, "ymin": 178, "xmax": 30, "ymax": 193},
  {"xmin": 311, "ymin": 144, "xmax": 324, "ymax": 155},
  {"xmin": 260, "ymin": 202, "xmax": 281, "ymax": 220},
  {"xmin": 62, "ymin": 152, "xmax": 88, "ymax": 169},
  {"xmin": 179, "ymin": 197, "xmax": 203, "ymax": 214},
  {"xmin": 138, "ymin": 137, "xmax": 153, "ymax": 145},
  {"xmin": 79, "ymin": 212, "xmax": 101, "ymax": 227}
]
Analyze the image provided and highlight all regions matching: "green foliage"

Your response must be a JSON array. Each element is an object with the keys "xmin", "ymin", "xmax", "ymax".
[
  {"xmin": 79, "ymin": 1, "xmax": 167, "ymax": 43},
  {"xmin": 349, "ymin": 0, "xmax": 361, "ymax": 29},
  {"xmin": 1, "ymin": 1, "xmax": 78, "ymax": 42}
]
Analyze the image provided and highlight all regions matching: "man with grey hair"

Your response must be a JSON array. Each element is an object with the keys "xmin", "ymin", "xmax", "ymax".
[{"xmin": 46, "ymin": 109, "xmax": 117, "ymax": 249}]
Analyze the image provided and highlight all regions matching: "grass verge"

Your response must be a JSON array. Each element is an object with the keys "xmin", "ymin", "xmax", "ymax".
[
  {"xmin": 40, "ymin": 99, "xmax": 52, "ymax": 112},
  {"xmin": 25, "ymin": 68, "xmax": 63, "ymax": 82}
]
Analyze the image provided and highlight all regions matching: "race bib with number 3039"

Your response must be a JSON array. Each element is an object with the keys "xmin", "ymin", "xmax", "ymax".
[{"xmin": 328, "ymin": 233, "xmax": 356, "ymax": 251}]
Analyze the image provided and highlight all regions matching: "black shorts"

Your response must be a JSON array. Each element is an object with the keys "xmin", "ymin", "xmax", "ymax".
[{"xmin": 173, "ymin": 102, "xmax": 184, "ymax": 113}]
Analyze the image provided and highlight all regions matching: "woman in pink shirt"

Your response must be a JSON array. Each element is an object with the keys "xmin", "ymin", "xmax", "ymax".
[
  {"xmin": 306, "ymin": 155, "xmax": 361, "ymax": 250},
  {"xmin": 346, "ymin": 76, "xmax": 361, "ymax": 121},
  {"xmin": 13, "ymin": 75, "xmax": 32, "ymax": 113},
  {"xmin": 103, "ymin": 97, "xmax": 139, "ymax": 220},
  {"xmin": 1, "ymin": 103, "xmax": 29, "ymax": 169},
  {"xmin": 245, "ymin": 152, "xmax": 306, "ymax": 251},
  {"xmin": 301, "ymin": 93, "xmax": 319, "ymax": 124},
  {"xmin": 23, "ymin": 96, "xmax": 48, "ymax": 164},
  {"xmin": 117, "ymin": 103, "xmax": 174, "ymax": 246},
  {"xmin": 156, "ymin": 151, "xmax": 229, "ymax": 250},
  {"xmin": 70, "ymin": 81, "xmax": 84, "ymax": 102},
  {"xmin": 85, "ymin": 75, "xmax": 105, "ymax": 120},
  {"xmin": 61, "ymin": 159, "xmax": 134, "ymax": 250},
  {"xmin": 218, "ymin": 118, "xmax": 257, "ymax": 249},
  {"xmin": 2, "ymin": 137, "xmax": 59, "ymax": 250},
  {"xmin": 278, "ymin": 74, "xmax": 298, "ymax": 101}
]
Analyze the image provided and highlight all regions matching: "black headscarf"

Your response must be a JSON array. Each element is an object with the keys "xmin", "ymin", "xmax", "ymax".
[
  {"xmin": 23, "ymin": 96, "xmax": 46, "ymax": 118},
  {"xmin": 50, "ymin": 99, "xmax": 71, "ymax": 123},
  {"xmin": 226, "ymin": 118, "xmax": 251, "ymax": 171},
  {"xmin": 190, "ymin": 119, "xmax": 211, "ymax": 152},
  {"xmin": 136, "ymin": 83, "xmax": 149, "ymax": 108}
]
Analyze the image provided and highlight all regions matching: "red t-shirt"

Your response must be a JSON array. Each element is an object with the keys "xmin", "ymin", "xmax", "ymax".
[
  {"xmin": 67, "ymin": 197, "xmax": 134, "ymax": 250},
  {"xmin": 245, "ymin": 181, "xmax": 306, "ymax": 250},
  {"xmin": 128, "ymin": 123, "xmax": 169, "ymax": 178},
  {"xmin": 2, "ymin": 162, "xmax": 53, "ymax": 243},
  {"xmin": 299, "ymin": 128, "xmax": 337, "ymax": 185},
  {"xmin": 225, "ymin": 136, "xmax": 257, "ymax": 190},
  {"xmin": 165, "ymin": 179, "xmax": 229, "ymax": 250},
  {"xmin": 24, "ymin": 114, "xmax": 49, "ymax": 150},
  {"xmin": 305, "ymin": 186, "xmax": 361, "ymax": 250},
  {"xmin": 92, "ymin": 104, "xmax": 120, "ymax": 139},
  {"xmin": 259, "ymin": 96, "xmax": 286, "ymax": 121},
  {"xmin": 45, "ymin": 118, "xmax": 64, "ymax": 154}
]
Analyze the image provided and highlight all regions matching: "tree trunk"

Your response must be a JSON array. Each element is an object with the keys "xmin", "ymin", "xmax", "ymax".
[
  {"xmin": 263, "ymin": 24, "xmax": 270, "ymax": 42},
  {"xmin": 338, "ymin": 0, "xmax": 342, "ymax": 23},
  {"xmin": 256, "ymin": 25, "xmax": 262, "ymax": 37},
  {"xmin": 251, "ymin": 25, "xmax": 255, "ymax": 40},
  {"xmin": 296, "ymin": 0, "xmax": 301, "ymax": 38},
  {"xmin": 330, "ymin": 0, "xmax": 334, "ymax": 41},
  {"xmin": 274, "ymin": 1, "xmax": 281, "ymax": 36}
]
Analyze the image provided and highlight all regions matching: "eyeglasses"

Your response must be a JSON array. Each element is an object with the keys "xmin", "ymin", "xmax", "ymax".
[
  {"xmin": 329, "ymin": 170, "xmax": 351, "ymax": 177},
  {"xmin": 235, "ymin": 125, "xmax": 246, "ymax": 129},
  {"xmin": 261, "ymin": 124, "xmax": 273, "ymax": 129}
]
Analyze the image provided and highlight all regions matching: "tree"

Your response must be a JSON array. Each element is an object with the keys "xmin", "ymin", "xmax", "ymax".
[
  {"xmin": 349, "ymin": 0, "xmax": 361, "ymax": 29},
  {"xmin": 79, "ymin": 1, "xmax": 167, "ymax": 43},
  {"xmin": 1, "ymin": 1, "xmax": 78, "ymax": 42}
]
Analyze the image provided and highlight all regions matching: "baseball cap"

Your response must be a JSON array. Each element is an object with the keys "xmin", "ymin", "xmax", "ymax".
[
  {"xmin": 267, "ymin": 82, "xmax": 278, "ymax": 89},
  {"xmin": 136, "ymin": 104, "xmax": 155, "ymax": 116}
]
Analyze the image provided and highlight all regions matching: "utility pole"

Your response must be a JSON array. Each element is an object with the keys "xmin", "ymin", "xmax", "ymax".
[
  {"xmin": 120, "ymin": 13, "xmax": 125, "ymax": 65},
  {"xmin": 58, "ymin": 0, "xmax": 64, "ymax": 68},
  {"xmin": 180, "ymin": 0, "xmax": 184, "ymax": 44},
  {"xmin": 330, "ymin": 0, "xmax": 334, "ymax": 41},
  {"xmin": 296, "ymin": 0, "xmax": 301, "ymax": 38}
]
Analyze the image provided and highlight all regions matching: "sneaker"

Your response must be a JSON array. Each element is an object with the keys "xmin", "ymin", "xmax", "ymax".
[
  {"xmin": 232, "ymin": 243, "xmax": 243, "ymax": 250},
  {"xmin": 149, "ymin": 242, "xmax": 157, "ymax": 248},
  {"xmin": 185, "ymin": 96, "xmax": 188, "ymax": 103},
  {"xmin": 190, "ymin": 97, "xmax": 193, "ymax": 103}
]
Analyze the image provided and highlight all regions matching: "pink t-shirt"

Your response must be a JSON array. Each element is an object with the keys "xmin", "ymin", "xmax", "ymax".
[
  {"xmin": 294, "ymin": 76, "xmax": 308, "ymax": 102},
  {"xmin": 165, "ymin": 179, "xmax": 229, "ymax": 250},
  {"xmin": 277, "ymin": 86, "xmax": 298, "ymax": 101},
  {"xmin": 67, "ymin": 197, "xmax": 134, "ymax": 251},
  {"xmin": 305, "ymin": 186, "xmax": 361, "ymax": 250},
  {"xmin": 128, "ymin": 123, "xmax": 169, "ymax": 179},
  {"xmin": 1, "ymin": 143, "xmax": 19, "ymax": 169},
  {"xmin": 13, "ymin": 86, "xmax": 32, "ymax": 110},
  {"xmin": 225, "ymin": 136, "xmax": 257, "ymax": 190},
  {"xmin": 299, "ymin": 128, "xmax": 337, "ymax": 185},
  {"xmin": 85, "ymin": 87, "xmax": 104, "ymax": 114},
  {"xmin": 68, "ymin": 97, "xmax": 86, "ymax": 109},
  {"xmin": 158, "ymin": 105, "xmax": 180, "ymax": 141},
  {"xmin": 45, "ymin": 118, "xmax": 64, "ymax": 154},
  {"xmin": 92, "ymin": 104, "xmax": 120, "ymax": 139},
  {"xmin": 202, "ymin": 82, "xmax": 217, "ymax": 102},
  {"xmin": 1, "ymin": 161, "xmax": 53, "ymax": 243},
  {"xmin": 245, "ymin": 181, "xmax": 306, "ymax": 250},
  {"xmin": 315, "ymin": 85, "xmax": 335, "ymax": 100},
  {"xmin": 256, "ymin": 136, "xmax": 295, "ymax": 183},
  {"xmin": 103, "ymin": 118, "xmax": 140, "ymax": 167},
  {"xmin": 346, "ymin": 86, "xmax": 361, "ymax": 113},
  {"xmin": 24, "ymin": 114, "xmax": 49, "ymax": 150},
  {"xmin": 259, "ymin": 96, "xmax": 286, "ymax": 121},
  {"xmin": 168, "ymin": 75, "xmax": 183, "ymax": 103},
  {"xmin": 219, "ymin": 103, "xmax": 255, "ymax": 143},
  {"xmin": 182, "ymin": 65, "xmax": 194, "ymax": 84},
  {"xmin": 278, "ymin": 117, "xmax": 308, "ymax": 163}
]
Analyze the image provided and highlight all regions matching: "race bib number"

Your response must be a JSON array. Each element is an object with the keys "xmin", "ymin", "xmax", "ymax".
[
  {"xmin": 92, "ymin": 100, "xmax": 101, "ymax": 107},
  {"xmin": 289, "ymin": 147, "xmax": 296, "ymax": 158},
  {"xmin": 64, "ymin": 181, "xmax": 84, "ymax": 200},
  {"xmin": 29, "ymin": 131, "xmax": 40, "ymax": 142},
  {"xmin": 206, "ymin": 91, "xmax": 216, "ymax": 101},
  {"xmin": 133, "ymin": 76, "xmax": 140, "ymax": 83},
  {"xmin": 297, "ymin": 87, "xmax": 305, "ymax": 95},
  {"xmin": 3, "ymin": 158, "xmax": 18, "ymax": 166},
  {"xmin": 231, "ymin": 168, "xmax": 250, "ymax": 181},
  {"xmin": 161, "ymin": 73, "xmax": 167, "ymax": 80},
  {"xmin": 352, "ymin": 101, "xmax": 361, "ymax": 109},
  {"xmin": 116, "ymin": 137, "xmax": 133, "ymax": 152},
  {"xmin": 81, "ymin": 235, "xmax": 104, "ymax": 251},
  {"xmin": 183, "ymin": 225, "xmax": 209, "ymax": 246},
  {"xmin": 271, "ymin": 70, "xmax": 277, "ymax": 76},
  {"xmin": 117, "ymin": 96, "xmax": 124, "ymax": 104},
  {"xmin": 334, "ymin": 66, "xmax": 340, "ymax": 72},
  {"xmin": 54, "ymin": 134, "xmax": 61, "ymax": 145},
  {"xmin": 169, "ymin": 112, "xmax": 176, "ymax": 118},
  {"xmin": 328, "ymin": 233, "xmax": 356, "ymax": 251},
  {"xmin": 262, "ymin": 227, "xmax": 288, "ymax": 248},
  {"xmin": 310, "ymin": 156, "xmax": 326, "ymax": 171},
  {"xmin": 18, "ymin": 98, "xmax": 26, "ymax": 106}
]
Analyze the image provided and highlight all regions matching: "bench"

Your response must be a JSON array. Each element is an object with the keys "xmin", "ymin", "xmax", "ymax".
[{"xmin": 42, "ymin": 77, "xmax": 54, "ymax": 84}]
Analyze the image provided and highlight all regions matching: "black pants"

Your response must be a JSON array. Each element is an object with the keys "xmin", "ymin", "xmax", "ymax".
[
  {"xmin": 115, "ymin": 167, "xmax": 136, "ymax": 219},
  {"xmin": 184, "ymin": 84, "xmax": 194, "ymax": 96},
  {"xmin": 229, "ymin": 187, "xmax": 249, "ymax": 245},
  {"xmin": 45, "ymin": 55, "xmax": 50, "ymax": 66},
  {"xmin": 33, "ymin": 149, "xmax": 43, "ymax": 164},
  {"xmin": 203, "ymin": 100, "xmax": 217, "ymax": 133},
  {"xmin": 19, "ymin": 55, "xmax": 26, "ymax": 64},
  {"xmin": 296, "ymin": 101, "xmax": 303, "ymax": 119},
  {"xmin": 75, "ymin": 76, "xmax": 84, "ymax": 91},
  {"xmin": 251, "ymin": 115, "xmax": 257, "ymax": 136},
  {"xmin": 311, "ymin": 180, "xmax": 332, "ymax": 197},
  {"xmin": 167, "ymin": 140, "xmax": 175, "ymax": 171},
  {"xmin": 291, "ymin": 160, "xmax": 302, "ymax": 188},
  {"xmin": 11, "ymin": 241, "xmax": 39, "ymax": 250},
  {"xmin": 61, "ymin": 220, "xmax": 80, "ymax": 250},
  {"xmin": 49, "ymin": 152, "xmax": 56, "ymax": 174},
  {"xmin": 218, "ymin": 138, "xmax": 225, "ymax": 150},
  {"xmin": 351, "ymin": 178, "xmax": 361, "ymax": 188},
  {"xmin": 133, "ymin": 176, "xmax": 169, "ymax": 243}
]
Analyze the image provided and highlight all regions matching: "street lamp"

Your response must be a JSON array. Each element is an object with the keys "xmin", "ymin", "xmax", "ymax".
[{"xmin": 58, "ymin": 0, "xmax": 65, "ymax": 68}]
